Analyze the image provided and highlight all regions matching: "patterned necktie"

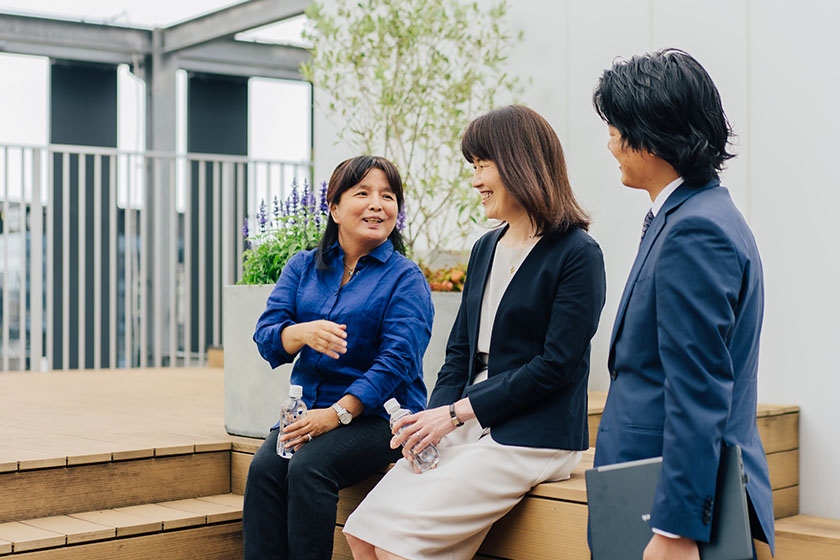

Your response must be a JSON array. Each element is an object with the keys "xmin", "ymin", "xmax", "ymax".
[{"xmin": 640, "ymin": 209, "xmax": 654, "ymax": 244}]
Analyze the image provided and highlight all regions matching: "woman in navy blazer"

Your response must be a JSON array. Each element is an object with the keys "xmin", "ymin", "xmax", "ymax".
[{"xmin": 344, "ymin": 105, "xmax": 607, "ymax": 560}]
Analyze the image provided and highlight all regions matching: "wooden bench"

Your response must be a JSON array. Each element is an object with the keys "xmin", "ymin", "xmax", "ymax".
[{"xmin": 227, "ymin": 396, "xmax": 802, "ymax": 560}]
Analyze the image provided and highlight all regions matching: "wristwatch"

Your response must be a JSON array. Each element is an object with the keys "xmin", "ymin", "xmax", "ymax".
[{"xmin": 331, "ymin": 403, "xmax": 353, "ymax": 425}]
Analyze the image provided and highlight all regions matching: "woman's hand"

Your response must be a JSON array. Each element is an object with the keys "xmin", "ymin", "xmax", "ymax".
[
  {"xmin": 279, "ymin": 408, "xmax": 341, "ymax": 451},
  {"xmin": 282, "ymin": 320, "xmax": 347, "ymax": 359},
  {"xmin": 391, "ymin": 399, "xmax": 475, "ymax": 471}
]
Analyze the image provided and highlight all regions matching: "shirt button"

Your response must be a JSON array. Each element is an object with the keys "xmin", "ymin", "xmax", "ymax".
[{"xmin": 610, "ymin": 369, "xmax": 618, "ymax": 379}]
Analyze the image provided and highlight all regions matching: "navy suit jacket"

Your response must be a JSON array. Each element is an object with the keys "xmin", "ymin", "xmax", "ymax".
[
  {"xmin": 428, "ymin": 226, "xmax": 606, "ymax": 450},
  {"xmin": 594, "ymin": 180, "xmax": 774, "ymax": 551}
]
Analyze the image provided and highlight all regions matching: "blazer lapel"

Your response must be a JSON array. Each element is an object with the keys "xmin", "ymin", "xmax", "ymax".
[
  {"xmin": 608, "ymin": 181, "xmax": 719, "ymax": 366},
  {"xmin": 467, "ymin": 227, "xmax": 505, "ymax": 360}
]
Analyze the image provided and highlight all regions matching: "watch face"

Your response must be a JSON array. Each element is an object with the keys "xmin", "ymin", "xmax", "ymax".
[{"xmin": 333, "ymin": 404, "xmax": 352, "ymax": 425}]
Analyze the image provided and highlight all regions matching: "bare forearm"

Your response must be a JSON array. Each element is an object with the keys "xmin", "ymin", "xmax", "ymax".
[
  {"xmin": 336, "ymin": 394, "xmax": 365, "ymax": 418},
  {"xmin": 280, "ymin": 323, "xmax": 306, "ymax": 354},
  {"xmin": 453, "ymin": 397, "xmax": 475, "ymax": 423}
]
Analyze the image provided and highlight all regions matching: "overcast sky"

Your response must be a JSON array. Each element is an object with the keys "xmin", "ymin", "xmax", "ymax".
[{"xmin": 1, "ymin": 0, "xmax": 248, "ymax": 28}]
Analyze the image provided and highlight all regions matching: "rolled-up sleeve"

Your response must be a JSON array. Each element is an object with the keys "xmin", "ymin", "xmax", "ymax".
[
  {"xmin": 344, "ymin": 268, "xmax": 434, "ymax": 411},
  {"xmin": 253, "ymin": 251, "xmax": 305, "ymax": 369}
]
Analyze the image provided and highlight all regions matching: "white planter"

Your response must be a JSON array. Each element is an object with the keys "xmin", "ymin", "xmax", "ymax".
[
  {"xmin": 223, "ymin": 284, "xmax": 290, "ymax": 438},
  {"xmin": 223, "ymin": 285, "xmax": 462, "ymax": 438}
]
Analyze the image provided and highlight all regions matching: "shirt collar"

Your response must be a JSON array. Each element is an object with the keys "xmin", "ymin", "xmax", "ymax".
[
  {"xmin": 326, "ymin": 238, "xmax": 394, "ymax": 264},
  {"xmin": 650, "ymin": 176, "xmax": 684, "ymax": 217}
]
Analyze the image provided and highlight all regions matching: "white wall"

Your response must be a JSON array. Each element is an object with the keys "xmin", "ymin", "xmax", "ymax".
[{"xmin": 312, "ymin": 0, "xmax": 840, "ymax": 518}]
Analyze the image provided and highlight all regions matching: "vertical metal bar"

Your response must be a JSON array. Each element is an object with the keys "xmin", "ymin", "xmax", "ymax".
[
  {"xmin": 140, "ymin": 154, "xmax": 148, "ymax": 368},
  {"xmin": 221, "ymin": 162, "xmax": 232, "ymax": 289},
  {"xmin": 212, "ymin": 161, "xmax": 221, "ymax": 348},
  {"xmin": 169, "ymin": 157, "xmax": 177, "ymax": 368},
  {"xmin": 31, "ymin": 149, "xmax": 43, "ymax": 372},
  {"xmin": 77, "ymin": 155, "xmax": 86, "ymax": 370},
  {"xmin": 197, "ymin": 161, "xmax": 207, "ymax": 365},
  {"xmin": 109, "ymin": 154, "xmax": 117, "ymax": 369},
  {"xmin": 153, "ymin": 157, "xmax": 162, "ymax": 368},
  {"xmin": 279, "ymin": 163, "xmax": 285, "ymax": 202},
  {"xmin": 184, "ymin": 158, "xmax": 192, "ymax": 367},
  {"xmin": 265, "ymin": 163, "xmax": 271, "ymax": 212},
  {"xmin": 94, "ymin": 155, "xmax": 102, "ymax": 369},
  {"xmin": 46, "ymin": 151, "xmax": 54, "ymax": 371},
  {"xmin": 235, "ymin": 162, "xmax": 244, "ymax": 283},
  {"xmin": 124, "ymin": 154, "xmax": 133, "ymax": 368},
  {"xmin": 19, "ymin": 149, "xmax": 27, "ymax": 371},
  {"xmin": 2, "ymin": 147, "xmax": 9, "ymax": 372},
  {"xmin": 62, "ymin": 152, "xmax": 70, "ymax": 371}
]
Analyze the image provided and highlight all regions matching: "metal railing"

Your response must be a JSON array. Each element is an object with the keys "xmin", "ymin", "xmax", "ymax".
[{"xmin": 0, "ymin": 143, "xmax": 312, "ymax": 372}]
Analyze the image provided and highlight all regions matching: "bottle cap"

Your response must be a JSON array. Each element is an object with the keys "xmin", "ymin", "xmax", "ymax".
[
  {"xmin": 288, "ymin": 384, "xmax": 303, "ymax": 399},
  {"xmin": 384, "ymin": 398, "xmax": 401, "ymax": 416}
]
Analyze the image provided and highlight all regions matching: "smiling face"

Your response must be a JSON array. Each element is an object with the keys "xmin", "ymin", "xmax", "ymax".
[
  {"xmin": 330, "ymin": 167, "xmax": 398, "ymax": 254},
  {"xmin": 472, "ymin": 159, "xmax": 524, "ymax": 223}
]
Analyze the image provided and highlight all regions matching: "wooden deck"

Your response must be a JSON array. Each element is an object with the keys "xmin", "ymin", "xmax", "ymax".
[
  {"xmin": 0, "ymin": 367, "xmax": 256, "ymax": 471},
  {"xmin": 2, "ymin": 367, "xmax": 829, "ymax": 559}
]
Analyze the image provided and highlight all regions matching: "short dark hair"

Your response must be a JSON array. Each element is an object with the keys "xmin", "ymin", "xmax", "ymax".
[
  {"xmin": 461, "ymin": 105, "xmax": 590, "ymax": 234},
  {"xmin": 316, "ymin": 155, "xmax": 406, "ymax": 269},
  {"xmin": 592, "ymin": 48, "xmax": 734, "ymax": 185}
]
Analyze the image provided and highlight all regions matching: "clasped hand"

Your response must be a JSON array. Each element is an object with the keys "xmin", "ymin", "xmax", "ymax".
[{"xmin": 390, "ymin": 405, "xmax": 453, "ymax": 473}]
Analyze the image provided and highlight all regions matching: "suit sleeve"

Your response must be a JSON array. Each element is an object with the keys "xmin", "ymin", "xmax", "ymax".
[
  {"xmin": 650, "ymin": 216, "xmax": 741, "ymax": 542},
  {"xmin": 427, "ymin": 241, "xmax": 479, "ymax": 408},
  {"xmin": 465, "ymin": 238, "xmax": 606, "ymax": 427}
]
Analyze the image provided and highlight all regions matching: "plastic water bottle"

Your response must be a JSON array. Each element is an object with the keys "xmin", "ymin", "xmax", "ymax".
[
  {"xmin": 276, "ymin": 384, "xmax": 307, "ymax": 459},
  {"xmin": 384, "ymin": 398, "xmax": 440, "ymax": 472}
]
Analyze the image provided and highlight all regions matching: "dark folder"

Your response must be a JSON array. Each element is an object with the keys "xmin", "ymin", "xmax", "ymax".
[{"xmin": 586, "ymin": 445, "xmax": 752, "ymax": 560}]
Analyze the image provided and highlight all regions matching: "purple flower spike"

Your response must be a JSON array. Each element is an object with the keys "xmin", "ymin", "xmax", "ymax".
[
  {"xmin": 319, "ymin": 181, "xmax": 328, "ymax": 215},
  {"xmin": 259, "ymin": 199, "xmax": 267, "ymax": 234},
  {"xmin": 242, "ymin": 217, "xmax": 249, "ymax": 238},
  {"xmin": 397, "ymin": 208, "xmax": 407, "ymax": 232},
  {"xmin": 290, "ymin": 181, "xmax": 300, "ymax": 215},
  {"xmin": 273, "ymin": 196, "xmax": 280, "ymax": 219}
]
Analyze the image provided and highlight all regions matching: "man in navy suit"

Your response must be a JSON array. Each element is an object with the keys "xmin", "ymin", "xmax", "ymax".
[{"xmin": 591, "ymin": 49, "xmax": 774, "ymax": 559}]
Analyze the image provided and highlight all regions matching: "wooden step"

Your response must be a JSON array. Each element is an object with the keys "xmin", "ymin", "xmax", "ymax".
[
  {"xmin": 0, "ymin": 447, "xmax": 231, "ymax": 523},
  {"xmin": 756, "ymin": 515, "xmax": 840, "ymax": 560},
  {"xmin": 0, "ymin": 494, "xmax": 242, "ymax": 558}
]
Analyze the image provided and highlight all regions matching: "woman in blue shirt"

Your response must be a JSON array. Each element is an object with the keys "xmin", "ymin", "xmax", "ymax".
[{"xmin": 243, "ymin": 155, "xmax": 434, "ymax": 560}]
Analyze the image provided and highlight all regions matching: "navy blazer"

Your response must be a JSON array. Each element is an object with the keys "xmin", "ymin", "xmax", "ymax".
[
  {"xmin": 594, "ymin": 180, "xmax": 775, "ymax": 551},
  {"xmin": 428, "ymin": 225, "xmax": 606, "ymax": 450}
]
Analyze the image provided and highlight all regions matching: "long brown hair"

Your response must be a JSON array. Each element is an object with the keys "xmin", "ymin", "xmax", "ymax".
[{"xmin": 461, "ymin": 105, "xmax": 590, "ymax": 234}]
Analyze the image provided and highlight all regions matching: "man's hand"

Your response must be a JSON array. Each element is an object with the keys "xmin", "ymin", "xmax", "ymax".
[{"xmin": 643, "ymin": 533, "xmax": 699, "ymax": 560}]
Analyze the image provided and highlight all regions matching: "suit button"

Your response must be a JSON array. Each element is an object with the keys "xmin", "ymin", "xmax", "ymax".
[{"xmin": 610, "ymin": 369, "xmax": 617, "ymax": 379}]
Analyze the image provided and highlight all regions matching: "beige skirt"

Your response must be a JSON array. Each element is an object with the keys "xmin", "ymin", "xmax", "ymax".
[{"xmin": 342, "ymin": 418, "xmax": 581, "ymax": 560}]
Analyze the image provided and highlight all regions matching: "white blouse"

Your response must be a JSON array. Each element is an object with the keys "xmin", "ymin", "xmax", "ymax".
[{"xmin": 473, "ymin": 239, "xmax": 538, "ymax": 384}]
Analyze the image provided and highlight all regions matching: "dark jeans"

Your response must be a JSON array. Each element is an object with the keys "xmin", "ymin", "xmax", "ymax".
[{"xmin": 242, "ymin": 414, "xmax": 400, "ymax": 560}]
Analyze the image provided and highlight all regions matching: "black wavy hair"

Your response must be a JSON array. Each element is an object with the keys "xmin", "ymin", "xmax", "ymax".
[
  {"xmin": 315, "ymin": 155, "xmax": 406, "ymax": 270},
  {"xmin": 592, "ymin": 48, "xmax": 734, "ymax": 186}
]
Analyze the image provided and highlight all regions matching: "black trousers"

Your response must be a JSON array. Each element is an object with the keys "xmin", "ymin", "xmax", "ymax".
[{"xmin": 242, "ymin": 414, "xmax": 401, "ymax": 560}]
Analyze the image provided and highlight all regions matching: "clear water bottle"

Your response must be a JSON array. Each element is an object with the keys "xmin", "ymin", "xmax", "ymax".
[
  {"xmin": 276, "ymin": 384, "xmax": 307, "ymax": 459},
  {"xmin": 384, "ymin": 398, "xmax": 440, "ymax": 472}
]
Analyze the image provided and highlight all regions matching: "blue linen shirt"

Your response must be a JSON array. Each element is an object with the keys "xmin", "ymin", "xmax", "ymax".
[{"xmin": 254, "ymin": 239, "xmax": 434, "ymax": 423}]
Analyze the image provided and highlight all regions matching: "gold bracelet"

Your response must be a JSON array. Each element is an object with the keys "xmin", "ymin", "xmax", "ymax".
[{"xmin": 449, "ymin": 403, "xmax": 464, "ymax": 428}]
